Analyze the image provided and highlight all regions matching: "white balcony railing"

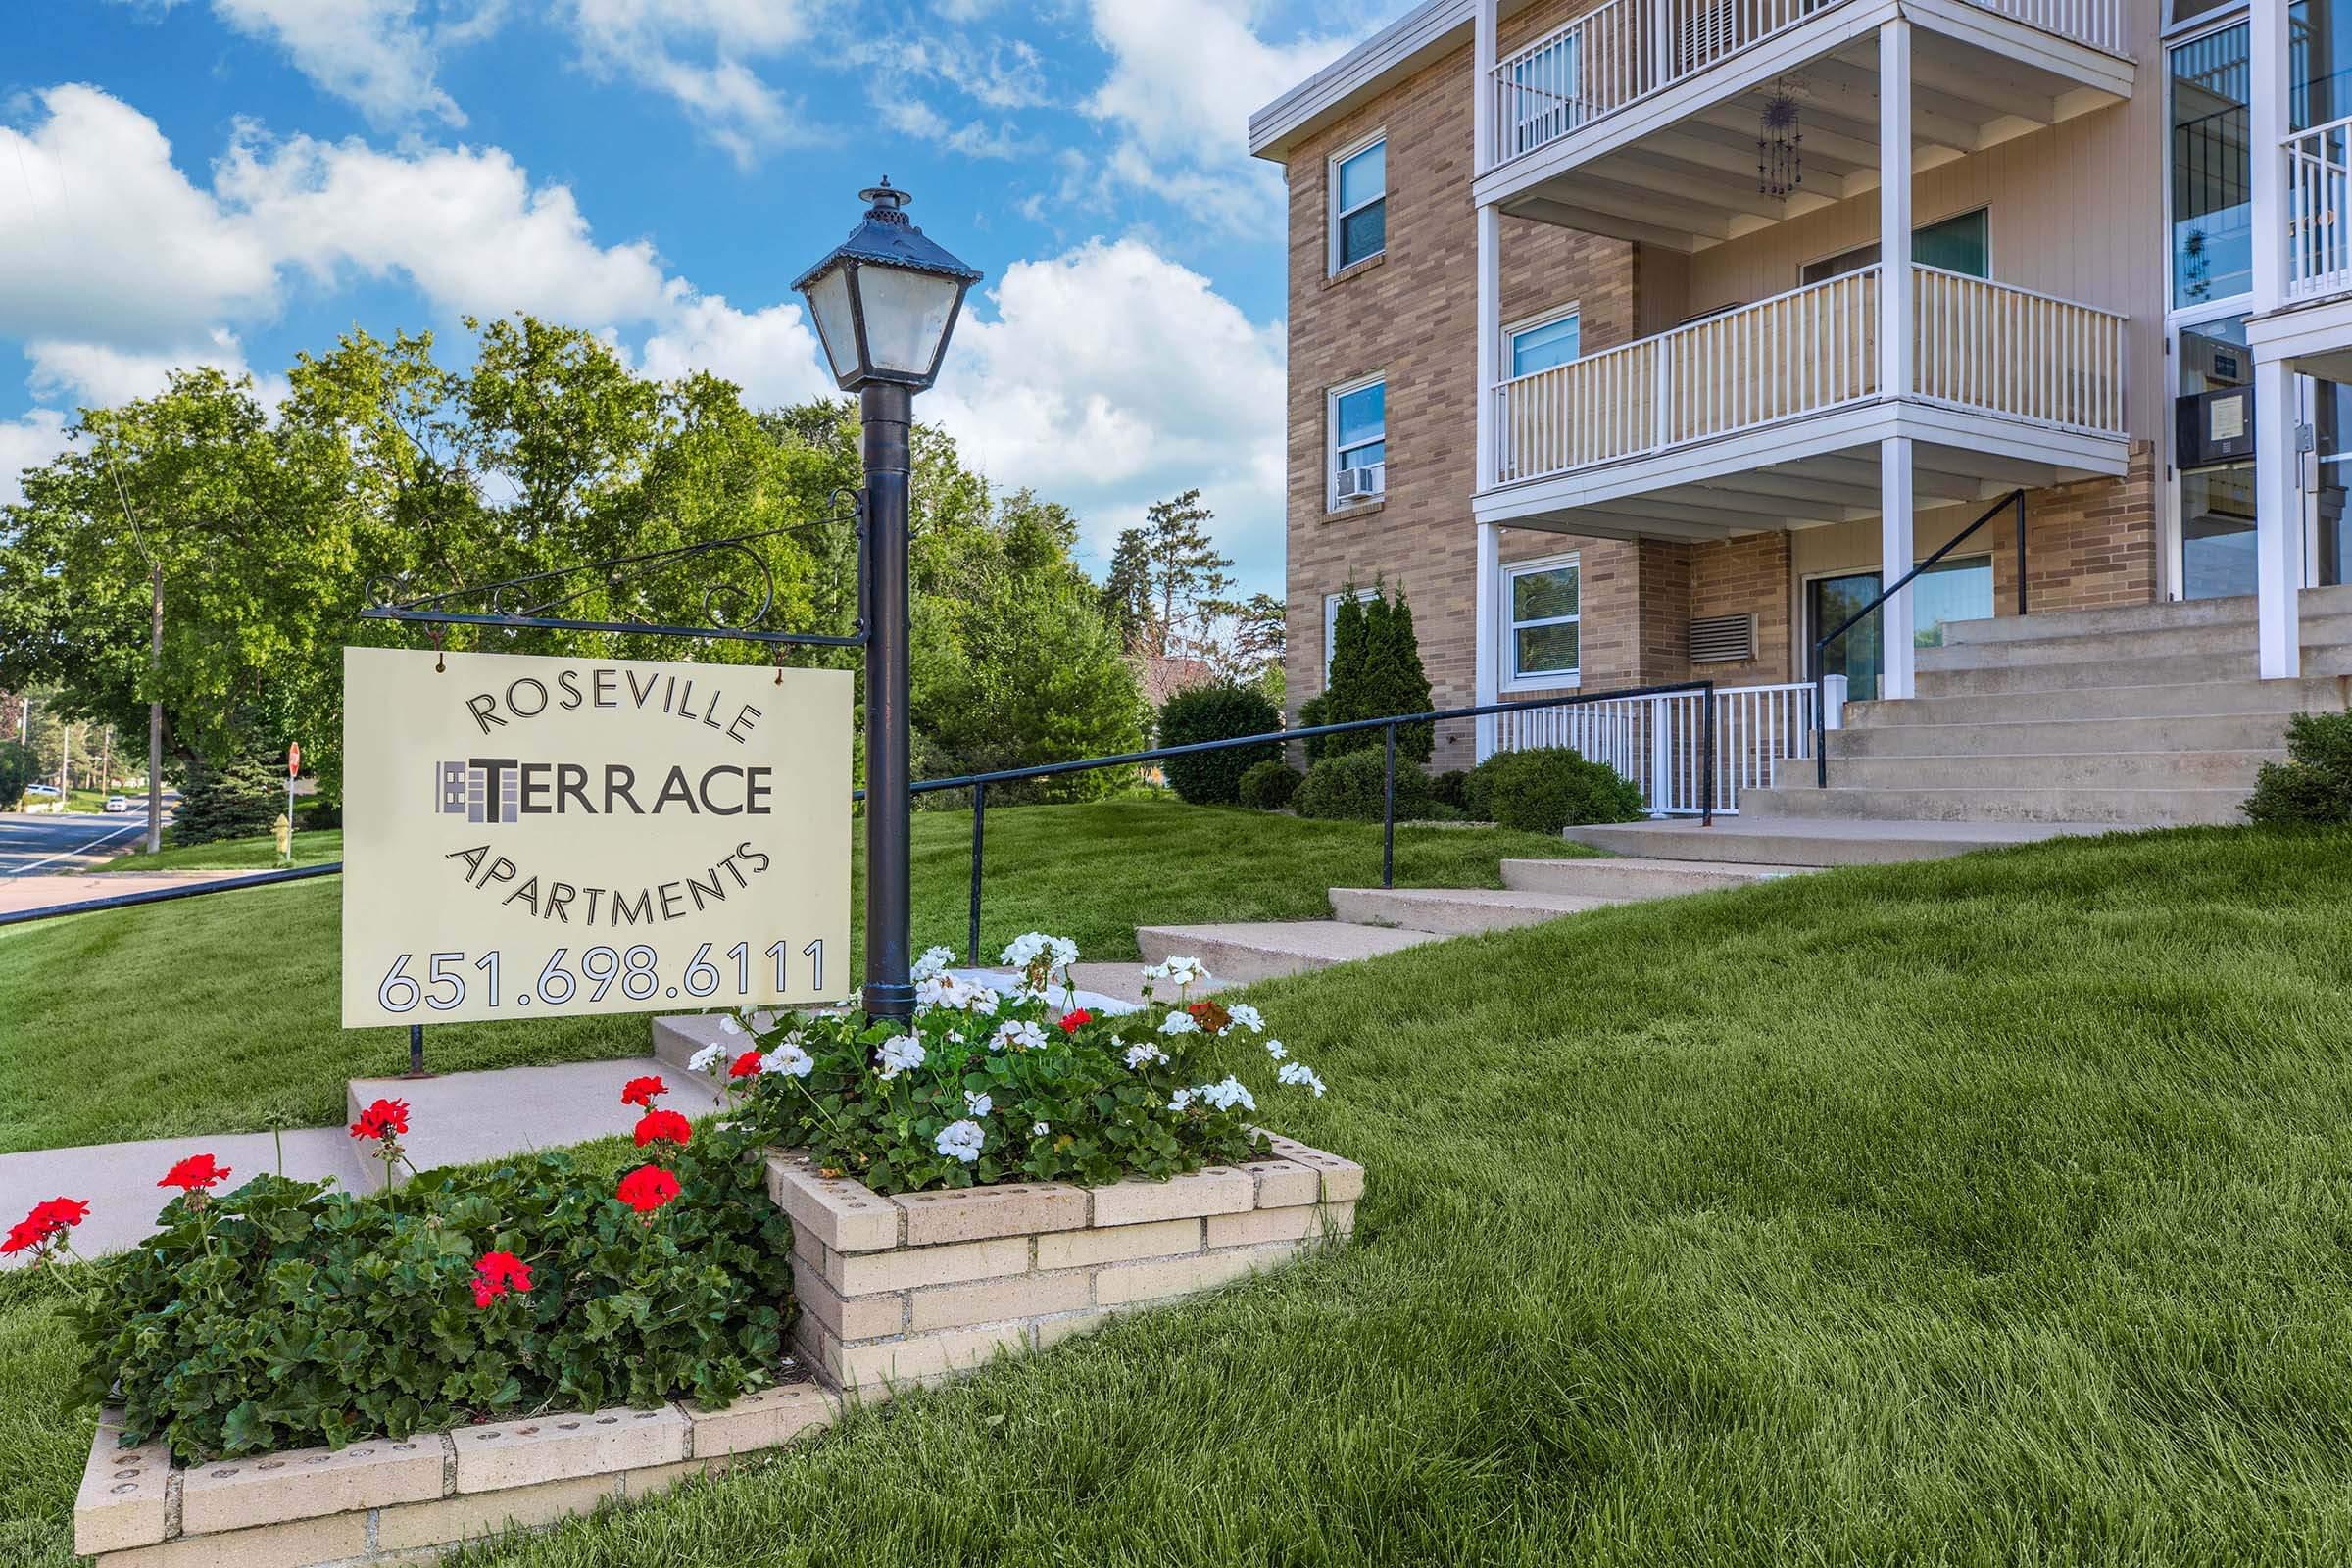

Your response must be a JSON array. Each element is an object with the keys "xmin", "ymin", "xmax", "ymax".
[
  {"xmin": 1491, "ymin": 266, "xmax": 2126, "ymax": 486},
  {"xmin": 1489, "ymin": 0, "xmax": 2125, "ymax": 171},
  {"xmin": 2286, "ymin": 113, "xmax": 2352, "ymax": 303},
  {"xmin": 1493, "ymin": 681, "xmax": 1825, "ymax": 814}
]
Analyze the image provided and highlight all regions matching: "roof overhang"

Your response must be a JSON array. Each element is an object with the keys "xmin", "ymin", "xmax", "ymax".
[{"xmin": 1251, "ymin": 0, "xmax": 1545, "ymax": 162}]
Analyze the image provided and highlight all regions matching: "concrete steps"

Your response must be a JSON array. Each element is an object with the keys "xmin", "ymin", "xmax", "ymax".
[
  {"xmin": 1500, "ymin": 856, "xmax": 1807, "ymax": 896},
  {"xmin": 1562, "ymin": 816, "xmax": 2121, "ymax": 864},
  {"xmin": 1843, "ymin": 676, "xmax": 2349, "ymax": 726},
  {"xmin": 1328, "ymin": 885, "xmax": 1626, "ymax": 934},
  {"xmin": 1919, "ymin": 614, "xmax": 2352, "ymax": 669},
  {"xmin": 1915, "ymin": 643, "xmax": 2352, "ymax": 697},
  {"xmin": 1807, "ymin": 748, "xmax": 2283, "ymax": 790},
  {"xmin": 1828, "ymin": 711, "xmax": 2300, "ymax": 755},
  {"xmin": 1938, "ymin": 583, "xmax": 2352, "ymax": 644},
  {"xmin": 1741, "ymin": 784, "xmax": 2242, "ymax": 825},
  {"xmin": 1135, "ymin": 919, "xmax": 1439, "ymax": 982}
]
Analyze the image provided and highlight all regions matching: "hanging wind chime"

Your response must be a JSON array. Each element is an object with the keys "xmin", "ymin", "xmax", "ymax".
[{"xmin": 1758, "ymin": 81, "xmax": 1804, "ymax": 198}]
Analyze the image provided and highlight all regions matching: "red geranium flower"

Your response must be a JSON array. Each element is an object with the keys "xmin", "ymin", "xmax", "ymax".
[
  {"xmin": 1059, "ymin": 1008, "xmax": 1092, "ymax": 1034},
  {"xmin": 159, "ymin": 1153, "xmax": 230, "ymax": 1192},
  {"xmin": 620, "ymin": 1075, "xmax": 668, "ymax": 1107},
  {"xmin": 348, "ymin": 1098, "xmax": 410, "ymax": 1141},
  {"xmin": 633, "ymin": 1108, "xmax": 693, "ymax": 1148},
  {"xmin": 727, "ymin": 1049, "xmax": 763, "ymax": 1080},
  {"xmin": 470, "ymin": 1250, "xmax": 532, "ymax": 1307},
  {"xmin": 616, "ymin": 1164, "xmax": 681, "ymax": 1214},
  {"xmin": 1187, "ymin": 999, "xmax": 1232, "ymax": 1034},
  {"xmin": 1, "ymin": 1197, "xmax": 88, "ymax": 1255}
]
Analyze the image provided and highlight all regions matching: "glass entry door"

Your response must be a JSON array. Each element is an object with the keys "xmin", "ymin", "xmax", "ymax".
[{"xmin": 1809, "ymin": 557, "xmax": 1995, "ymax": 702}]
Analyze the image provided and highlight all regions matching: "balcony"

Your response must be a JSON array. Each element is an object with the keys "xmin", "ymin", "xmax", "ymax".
[
  {"xmin": 1481, "ymin": 265, "xmax": 2128, "ymax": 535},
  {"xmin": 1478, "ymin": 0, "xmax": 2132, "ymax": 250},
  {"xmin": 2287, "ymin": 114, "xmax": 2352, "ymax": 305}
]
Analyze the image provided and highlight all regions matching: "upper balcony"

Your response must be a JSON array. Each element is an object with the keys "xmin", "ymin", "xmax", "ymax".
[
  {"xmin": 1478, "ymin": 262, "xmax": 2129, "ymax": 536},
  {"xmin": 1477, "ymin": 0, "xmax": 2133, "ymax": 250}
]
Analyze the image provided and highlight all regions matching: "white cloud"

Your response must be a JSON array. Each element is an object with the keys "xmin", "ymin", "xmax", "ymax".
[
  {"xmin": 25, "ymin": 329, "xmax": 256, "ymax": 409},
  {"xmin": 0, "ymin": 85, "xmax": 278, "ymax": 347},
  {"xmin": 637, "ymin": 291, "xmax": 835, "ymax": 410},
  {"xmin": 926, "ymin": 238, "xmax": 1286, "ymax": 579},
  {"xmin": 0, "ymin": 409, "xmax": 71, "ymax": 509},
  {"xmin": 1083, "ymin": 0, "xmax": 1351, "ymax": 169},
  {"xmin": 558, "ymin": 0, "xmax": 817, "ymax": 166},
  {"xmin": 211, "ymin": 0, "xmax": 494, "ymax": 128}
]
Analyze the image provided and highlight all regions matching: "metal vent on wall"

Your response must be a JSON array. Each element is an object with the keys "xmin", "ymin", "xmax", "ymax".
[{"xmin": 1689, "ymin": 613, "xmax": 1755, "ymax": 664}]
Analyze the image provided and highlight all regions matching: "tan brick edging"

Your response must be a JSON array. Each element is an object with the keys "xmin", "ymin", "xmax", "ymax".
[
  {"xmin": 74, "ymin": 1383, "xmax": 837, "ymax": 1566},
  {"xmin": 73, "ymin": 1134, "xmax": 1362, "ymax": 1566},
  {"xmin": 772, "ymin": 1133, "xmax": 1364, "ymax": 1393}
]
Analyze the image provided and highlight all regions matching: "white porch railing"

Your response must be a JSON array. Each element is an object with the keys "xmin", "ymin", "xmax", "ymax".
[
  {"xmin": 1490, "ymin": 0, "xmax": 2125, "ymax": 171},
  {"xmin": 1494, "ymin": 268, "xmax": 1881, "ymax": 482},
  {"xmin": 1491, "ymin": 681, "xmax": 1824, "ymax": 814},
  {"xmin": 1912, "ymin": 267, "xmax": 2128, "ymax": 435},
  {"xmin": 2286, "ymin": 113, "xmax": 2352, "ymax": 303},
  {"xmin": 1492, "ymin": 265, "xmax": 2126, "ymax": 487}
]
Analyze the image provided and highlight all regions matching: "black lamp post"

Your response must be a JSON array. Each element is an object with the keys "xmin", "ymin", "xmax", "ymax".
[{"xmin": 795, "ymin": 179, "xmax": 982, "ymax": 1022}]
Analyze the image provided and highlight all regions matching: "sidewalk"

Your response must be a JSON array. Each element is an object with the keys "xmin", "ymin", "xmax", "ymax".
[{"xmin": 0, "ymin": 868, "xmax": 269, "ymax": 919}]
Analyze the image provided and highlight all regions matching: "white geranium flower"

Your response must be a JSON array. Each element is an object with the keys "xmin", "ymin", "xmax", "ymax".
[
  {"xmin": 991, "ymin": 1019, "xmax": 1047, "ymax": 1053},
  {"xmin": 688, "ymin": 1043, "xmax": 726, "ymax": 1074},
  {"xmin": 1224, "ymin": 1003, "xmax": 1264, "ymax": 1034},
  {"xmin": 874, "ymin": 1035, "xmax": 926, "ymax": 1080},
  {"xmin": 913, "ymin": 945, "xmax": 958, "ymax": 981},
  {"xmin": 1124, "ymin": 1041, "xmax": 1168, "ymax": 1069},
  {"xmin": 1144, "ymin": 956, "xmax": 1208, "ymax": 990},
  {"xmin": 763, "ymin": 1042, "xmax": 815, "ymax": 1079},
  {"xmin": 1200, "ymin": 1076, "xmax": 1256, "ymax": 1113},
  {"xmin": 718, "ymin": 1015, "xmax": 744, "ymax": 1036},
  {"xmin": 1277, "ymin": 1061, "xmax": 1327, "ymax": 1098},
  {"xmin": 1168, "ymin": 1087, "xmax": 1197, "ymax": 1112},
  {"xmin": 1264, "ymin": 1039, "xmax": 1288, "ymax": 1061},
  {"xmin": 1159, "ymin": 1010, "xmax": 1200, "ymax": 1037},
  {"xmin": 1000, "ymin": 932, "xmax": 1079, "ymax": 981},
  {"xmin": 1031, "ymin": 1121, "xmax": 1051, "ymax": 1137},
  {"xmin": 936, "ymin": 1119, "xmax": 986, "ymax": 1163},
  {"xmin": 965, "ymin": 1090, "xmax": 994, "ymax": 1117}
]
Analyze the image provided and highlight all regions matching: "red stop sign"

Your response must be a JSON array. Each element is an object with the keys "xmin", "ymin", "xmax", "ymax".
[{"xmin": 287, "ymin": 742, "xmax": 301, "ymax": 779}]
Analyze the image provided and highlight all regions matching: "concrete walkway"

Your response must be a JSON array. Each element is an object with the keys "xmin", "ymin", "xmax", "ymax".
[{"xmin": 0, "ymin": 868, "xmax": 271, "ymax": 919}]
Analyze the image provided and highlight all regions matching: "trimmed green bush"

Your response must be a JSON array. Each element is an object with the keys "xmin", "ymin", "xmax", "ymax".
[
  {"xmin": 1430, "ymin": 770, "xmax": 1469, "ymax": 810},
  {"xmin": 1158, "ymin": 683, "xmax": 1283, "ymax": 806},
  {"xmin": 2246, "ymin": 710, "xmax": 2352, "ymax": 825},
  {"xmin": 1294, "ymin": 749, "xmax": 1437, "ymax": 823},
  {"xmin": 1296, "ymin": 693, "xmax": 1331, "ymax": 764},
  {"xmin": 1465, "ymin": 747, "xmax": 1646, "ymax": 834},
  {"xmin": 1239, "ymin": 759, "xmax": 1304, "ymax": 810}
]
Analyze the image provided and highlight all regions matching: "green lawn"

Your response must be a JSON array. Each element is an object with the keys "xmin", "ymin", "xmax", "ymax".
[
  {"xmin": 0, "ymin": 802, "xmax": 1573, "ymax": 1153},
  {"xmin": 8, "ymin": 825, "xmax": 2352, "ymax": 1565},
  {"xmin": 90, "ymin": 827, "xmax": 345, "ymax": 871}
]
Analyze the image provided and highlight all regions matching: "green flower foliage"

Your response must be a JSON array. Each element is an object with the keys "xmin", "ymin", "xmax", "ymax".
[
  {"xmin": 2245, "ymin": 710, "xmax": 2352, "ymax": 825},
  {"xmin": 74, "ymin": 1121, "xmax": 793, "ymax": 1463}
]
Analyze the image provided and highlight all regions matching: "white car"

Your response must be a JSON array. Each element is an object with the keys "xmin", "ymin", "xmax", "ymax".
[
  {"xmin": 24, "ymin": 783, "xmax": 59, "ymax": 797},
  {"xmin": 106, "ymin": 795, "xmax": 130, "ymax": 812}
]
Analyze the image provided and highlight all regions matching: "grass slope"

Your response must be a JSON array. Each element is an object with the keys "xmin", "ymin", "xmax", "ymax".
[
  {"xmin": 9, "ymin": 825, "xmax": 2352, "ymax": 1565},
  {"xmin": 89, "ymin": 828, "xmax": 345, "ymax": 871},
  {"xmin": 0, "ymin": 803, "xmax": 1571, "ymax": 1153}
]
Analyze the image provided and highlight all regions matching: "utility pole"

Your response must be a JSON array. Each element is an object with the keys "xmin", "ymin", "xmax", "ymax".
[{"xmin": 147, "ymin": 564, "xmax": 163, "ymax": 852}]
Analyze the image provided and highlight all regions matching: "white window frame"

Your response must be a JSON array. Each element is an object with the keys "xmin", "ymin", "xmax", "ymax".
[
  {"xmin": 1327, "ymin": 372, "xmax": 1386, "ymax": 510},
  {"xmin": 1497, "ymin": 551, "xmax": 1581, "ymax": 692},
  {"xmin": 1328, "ymin": 130, "xmax": 1388, "ymax": 275},
  {"xmin": 1503, "ymin": 303, "xmax": 1582, "ymax": 378},
  {"xmin": 1322, "ymin": 587, "xmax": 1380, "ymax": 677}
]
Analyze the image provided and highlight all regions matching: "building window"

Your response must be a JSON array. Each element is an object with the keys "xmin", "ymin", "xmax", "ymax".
[
  {"xmin": 1322, "ymin": 587, "xmax": 1379, "ymax": 676},
  {"xmin": 1331, "ymin": 135, "xmax": 1387, "ymax": 271},
  {"xmin": 1503, "ymin": 556, "xmax": 1580, "ymax": 685},
  {"xmin": 1328, "ymin": 375, "xmax": 1386, "ymax": 506},
  {"xmin": 1506, "ymin": 308, "xmax": 1581, "ymax": 376},
  {"xmin": 1801, "ymin": 208, "xmax": 1990, "ymax": 285},
  {"xmin": 2169, "ymin": 22, "xmax": 2250, "ymax": 308}
]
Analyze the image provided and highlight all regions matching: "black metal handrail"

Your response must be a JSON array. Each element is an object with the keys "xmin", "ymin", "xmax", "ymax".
[
  {"xmin": 1810, "ymin": 489, "xmax": 2026, "ymax": 788},
  {"xmin": 3, "ymin": 683, "xmax": 1720, "ymax": 973}
]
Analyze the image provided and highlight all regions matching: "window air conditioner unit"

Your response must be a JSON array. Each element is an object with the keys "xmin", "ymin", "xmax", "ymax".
[
  {"xmin": 1336, "ymin": 464, "xmax": 1386, "ymax": 501},
  {"xmin": 1679, "ymin": 0, "xmax": 1736, "ymax": 73}
]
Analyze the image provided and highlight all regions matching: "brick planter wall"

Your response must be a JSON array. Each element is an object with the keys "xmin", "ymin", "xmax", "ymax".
[
  {"xmin": 771, "ymin": 1134, "xmax": 1363, "ymax": 1395},
  {"xmin": 73, "ymin": 1136, "xmax": 1361, "ymax": 1567}
]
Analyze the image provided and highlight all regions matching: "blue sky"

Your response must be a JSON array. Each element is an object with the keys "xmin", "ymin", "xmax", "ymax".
[{"xmin": 0, "ymin": 0, "xmax": 1402, "ymax": 592}]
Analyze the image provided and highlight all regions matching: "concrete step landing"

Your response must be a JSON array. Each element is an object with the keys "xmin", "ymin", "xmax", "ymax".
[
  {"xmin": 1328, "ymin": 885, "xmax": 1625, "ymax": 935},
  {"xmin": 1740, "ymin": 784, "xmax": 2240, "ymax": 826},
  {"xmin": 1562, "ymin": 816, "xmax": 2126, "ymax": 866},
  {"xmin": 1501, "ymin": 856, "xmax": 1811, "ymax": 898},
  {"xmin": 1136, "ymin": 920, "xmax": 1438, "ymax": 983}
]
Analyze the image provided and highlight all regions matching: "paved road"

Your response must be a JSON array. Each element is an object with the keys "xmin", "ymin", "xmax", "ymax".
[{"xmin": 0, "ymin": 810, "xmax": 150, "ymax": 876}]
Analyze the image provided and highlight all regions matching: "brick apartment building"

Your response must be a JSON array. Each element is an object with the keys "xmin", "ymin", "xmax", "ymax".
[{"xmin": 1249, "ymin": 0, "xmax": 2351, "ymax": 808}]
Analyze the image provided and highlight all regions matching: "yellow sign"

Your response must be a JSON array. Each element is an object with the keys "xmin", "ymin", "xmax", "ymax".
[{"xmin": 340, "ymin": 647, "xmax": 851, "ymax": 1028}]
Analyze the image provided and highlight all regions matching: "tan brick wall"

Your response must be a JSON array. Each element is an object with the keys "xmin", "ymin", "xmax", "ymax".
[{"xmin": 2020, "ymin": 444, "xmax": 2161, "ymax": 613}]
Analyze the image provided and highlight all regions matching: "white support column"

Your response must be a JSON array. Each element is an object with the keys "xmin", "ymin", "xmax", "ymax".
[
  {"xmin": 1474, "ymin": 521, "xmax": 1501, "ymax": 760},
  {"xmin": 1881, "ymin": 436, "xmax": 1917, "ymax": 700},
  {"xmin": 1474, "ymin": 0, "xmax": 1497, "ymax": 176},
  {"xmin": 2256, "ymin": 355, "xmax": 2303, "ymax": 677},
  {"xmin": 1876, "ymin": 19, "xmax": 1916, "ymax": 703},
  {"xmin": 2249, "ymin": 0, "xmax": 2287, "ymax": 316}
]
